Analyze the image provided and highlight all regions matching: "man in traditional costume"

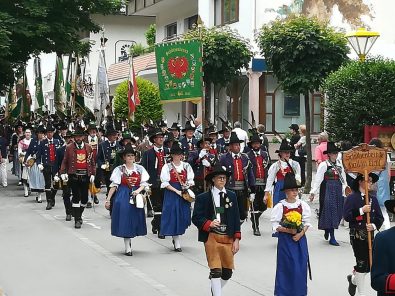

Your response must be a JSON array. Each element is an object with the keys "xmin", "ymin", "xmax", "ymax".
[{"xmin": 192, "ymin": 163, "xmax": 241, "ymax": 296}]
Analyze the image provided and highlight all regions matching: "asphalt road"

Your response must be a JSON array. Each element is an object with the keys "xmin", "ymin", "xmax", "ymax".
[{"xmin": 0, "ymin": 167, "xmax": 379, "ymax": 296}]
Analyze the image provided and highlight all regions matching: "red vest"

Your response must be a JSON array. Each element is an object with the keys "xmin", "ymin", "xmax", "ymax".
[
  {"xmin": 255, "ymin": 155, "xmax": 265, "ymax": 179},
  {"xmin": 169, "ymin": 168, "xmax": 187, "ymax": 183},
  {"xmin": 276, "ymin": 166, "xmax": 292, "ymax": 180},
  {"xmin": 121, "ymin": 171, "xmax": 141, "ymax": 187},
  {"xmin": 49, "ymin": 143, "xmax": 56, "ymax": 163},
  {"xmin": 75, "ymin": 148, "xmax": 88, "ymax": 170},
  {"xmin": 155, "ymin": 149, "xmax": 165, "ymax": 175},
  {"xmin": 233, "ymin": 156, "xmax": 244, "ymax": 181}
]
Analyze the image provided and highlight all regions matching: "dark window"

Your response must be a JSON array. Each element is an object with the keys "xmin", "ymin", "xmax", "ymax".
[
  {"xmin": 187, "ymin": 15, "xmax": 198, "ymax": 30},
  {"xmin": 166, "ymin": 22, "xmax": 177, "ymax": 39},
  {"xmin": 284, "ymin": 94, "xmax": 300, "ymax": 117},
  {"xmin": 215, "ymin": 0, "xmax": 239, "ymax": 25}
]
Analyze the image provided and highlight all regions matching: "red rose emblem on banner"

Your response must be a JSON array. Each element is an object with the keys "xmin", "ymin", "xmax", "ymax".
[{"xmin": 168, "ymin": 57, "xmax": 189, "ymax": 79}]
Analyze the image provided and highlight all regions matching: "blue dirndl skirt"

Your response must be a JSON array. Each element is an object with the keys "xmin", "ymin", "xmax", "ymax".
[
  {"xmin": 111, "ymin": 185, "xmax": 147, "ymax": 238},
  {"xmin": 275, "ymin": 232, "xmax": 308, "ymax": 296},
  {"xmin": 160, "ymin": 182, "xmax": 191, "ymax": 236},
  {"xmin": 318, "ymin": 179, "xmax": 344, "ymax": 230},
  {"xmin": 273, "ymin": 179, "xmax": 286, "ymax": 206}
]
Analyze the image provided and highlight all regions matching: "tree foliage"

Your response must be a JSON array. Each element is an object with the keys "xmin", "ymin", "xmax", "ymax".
[
  {"xmin": 113, "ymin": 78, "xmax": 163, "ymax": 133},
  {"xmin": 256, "ymin": 15, "xmax": 349, "ymax": 192},
  {"xmin": 324, "ymin": 58, "xmax": 395, "ymax": 144},
  {"xmin": 256, "ymin": 15, "xmax": 349, "ymax": 95},
  {"xmin": 0, "ymin": 0, "xmax": 123, "ymax": 90},
  {"xmin": 184, "ymin": 26, "xmax": 252, "ymax": 86},
  {"xmin": 145, "ymin": 24, "xmax": 156, "ymax": 48}
]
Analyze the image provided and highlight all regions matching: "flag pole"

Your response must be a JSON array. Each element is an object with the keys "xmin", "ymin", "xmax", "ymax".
[{"xmin": 197, "ymin": 16, "xmax": 207, "ymax": 190}]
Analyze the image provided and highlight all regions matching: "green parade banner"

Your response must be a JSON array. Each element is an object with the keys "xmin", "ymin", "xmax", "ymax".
[{"xmin": 155, "ymin": 40, "xmax": 203, "ymax": 103}]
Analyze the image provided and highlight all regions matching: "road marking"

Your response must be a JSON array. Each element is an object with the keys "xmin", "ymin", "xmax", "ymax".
[
  {"xmin": 85, "ymin": 222, "xmax": 102, "ymax": 229},
  {"xmin": 35, "ymin": 210, "xmax": 179, "ymax": 296}
]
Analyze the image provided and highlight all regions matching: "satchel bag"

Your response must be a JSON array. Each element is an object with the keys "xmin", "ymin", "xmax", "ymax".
[{"xmin": 171, "ymin": 163, "xmax": 195, "ymax": 203}]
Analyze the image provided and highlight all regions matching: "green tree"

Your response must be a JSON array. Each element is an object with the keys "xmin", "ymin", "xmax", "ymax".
[
  {"xmin": 257, "ymin": 15, "xmax": 349, "ymax": 191},
  {"xmin": 184, "ymin": 26, "xmax": 252, "ymax": 86},
  {"xmin": 0, "ymin": 0, "xmax": 122, "ymax": 90},
  {"xmin": 113, "ymin": 78, "xmax": 163, "ymax": 134},
  {"xmin": 324, "ymin": 58, "xmax": 395, "ymax": 144},
  {"xmin": 145, "ymin": 24, "xmax": 156, "ymax": 48}
]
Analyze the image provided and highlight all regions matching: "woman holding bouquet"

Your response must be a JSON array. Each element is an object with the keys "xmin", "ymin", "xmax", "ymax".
[{"xmin": 271, "ymin": 172, "xmax": 311, "ymax": 296}]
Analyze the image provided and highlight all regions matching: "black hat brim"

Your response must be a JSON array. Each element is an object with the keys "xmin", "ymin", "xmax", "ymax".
[
  {"xmin": 205, "ymin": 170, "xmax": 232, "ymax": 182},
  {"xmin": 385, "ymin": 200, "xmax": 395, "ymax": 214},
  {"xmin": 351, "ymin": 173, "xmax": 379, "ymax": 192},
  {"xmin": 149, "ymin": 132, "xmax": 166, "ymax": 143},
  {"xmin": 275, "ymin": 149, "xmax": 294, "ymax": 153},
  {"xmin": 280, "ymin": 184, "xmax": 303, "ymax": 191},
  {"xmin": 323, "ymin": 148, "xmax": 341, "ymax": 155}
]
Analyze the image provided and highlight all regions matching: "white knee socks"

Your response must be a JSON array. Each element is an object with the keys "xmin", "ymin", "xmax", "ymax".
[
  {"xmin": 355, "ymin": 272, "xmax": 366, "ymax": 296},
  {"xmin": 210, "ymin": 278, "xmax": 222, "ymax": 296},
  {"xmin": 124, "ymin": 238, "xmax": 132, "ymax": 253},
  {"xmin": 172, "ymin": 235, "xmax": 181, "ymax": 249}
]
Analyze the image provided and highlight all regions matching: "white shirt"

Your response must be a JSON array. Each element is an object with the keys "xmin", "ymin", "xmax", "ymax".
[
  {"xmin": 109, "ymin": 164, "xmax": 149, "ymax": 187},
  {"xmin": 271, "ymin": 199, "xmax": 312, "ymax": 233},
  {"xmin": 211, "ymin": 186, "xmax": 227, "ymax": 223},
  {"xmin": 310, "ymin": 160, "xmax": 347, "ymax": 196},
  {"xmin": 265, "ymin": 159, "xmax": 301, "ymax": 192},
  {"xmin": 160, "ymin": 161, "xmax": 195, "ymax": 189},
  {"xmin": 232, "ymin": 127, "xmax": 248, "ymax": 151}
]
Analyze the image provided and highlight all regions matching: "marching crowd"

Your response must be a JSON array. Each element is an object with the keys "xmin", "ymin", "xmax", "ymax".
[{"xmin": 0, "ymin": 115, "xmax": 394, "ymax": 296}]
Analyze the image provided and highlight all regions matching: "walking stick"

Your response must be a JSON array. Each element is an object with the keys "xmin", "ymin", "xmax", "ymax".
[{"xmin": 364, "ymin": 169, "xmax": 373, "ymax": 268}]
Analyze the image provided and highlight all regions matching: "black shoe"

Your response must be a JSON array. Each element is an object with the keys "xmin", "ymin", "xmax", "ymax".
[
  {"xmin": 174, "ymin": 248, "xmax": 182, "ymax": 252},
  {"xmin": 93, "ymin": 196, "xmax": 99, "ymax": 204},
  {"xmin": 124, "ymin": 251, "xmax": 133, "ymax": 256},
  {"xmin": 65, "ymin": 214, "xmax": 72, "ymax": 221},
  {"xmin": 158, "ymin": 234, "xmax": 165, "ymax": 239},
  {"xmin": 147, "ymin": 210, "xmax": 154, "ymax": 218},
  {"xmin": 46, "ymin": 203, "xmax": 53, "ymax": 210},
  {"xmin": 86, "ymin": 202, "xmax": 92, "ymax": 209},
  {"xmin": 324, "ymin": 230, "xmax": 329, "ymax": 240},
  {"xmin": 75, "ymin": 220, "xmax": 82, "ymax": 229},
  {"xmin": 253, "ymin": 229, "xmax": 261, "ymax": 236},
  {"xmin": 152, "ymin": 227, "xmax": 158, "ymax": 234},
  {"xmin": 347, "ymin": 275, "xmax": 356, "ymax": 296}
]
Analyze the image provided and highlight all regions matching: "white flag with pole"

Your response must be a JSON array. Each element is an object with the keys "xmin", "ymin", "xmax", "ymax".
[{"xmin": 94, "ymin": 37, "xmax": 110, "ymax": 125}]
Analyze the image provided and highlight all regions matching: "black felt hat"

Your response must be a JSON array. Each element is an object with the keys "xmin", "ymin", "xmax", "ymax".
[
  {"xmin": 247, "ymin": 132, "xmax": 262, "ymax": 147},
  {"xmin": 149, "ymin": 127, "xmax": 166, "ymax": 143},
  {"xmin": 35, "ymin": 125, "xmax": 46, "ymax": 134},
  {"xmin": 182, "ymin": 120, "xmax": 196, "ymax": 132},
  {"xmin": 350, "ymin": 173, "xmax": 379, "ymax": 192},
  {"xmin": 46, "ymin": 124, "xmax": 56, "ymax": 132},
  {"xmin": 119, "ymin": 143, "xmax": 136, "ymax": 156},
  {"xmin": 275, "ymin": 139, "xmax": 294, "ymax": 153},
  {"xmin": 105, "ymin": 126, "xmax": 118, "ymax": 136},
  {"xmin": 170, "ymin": 141, "xmax": 184, "ymax": 155},
  {"xmin": 289, "ymin": 124, "xmax": 299, "ymax": 131},
  {"xmin": 323, "ymin": 142, "xmax": 341, "ymax": 154},
  {"xmin": 226, "ymin": 132, "xmax": 243, "ymax": 145},
  {"xmin": 280, "ymin": 173, "xmax": 302, "ymax": 191},
  {"xmin": 205, "ymin": 162, "xmax": 232, "ymax": 182},
  {"xmin": 168, "ymin": 122, "xmax": 181, "ymax": 131},
  {"xmin": 73, "ymin": 126, "xmax": 86, "ymax": 137}
]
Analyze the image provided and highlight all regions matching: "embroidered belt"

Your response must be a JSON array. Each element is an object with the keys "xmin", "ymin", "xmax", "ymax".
[
  {"xmin": 211, "ymin": 224, "xmax": 227, "ymax": 235},
  {"xmin": 75, "ymin": 169, "xmax": 88, "ymax": 176},
  {"xmin": 230, "ymin": 180, "xmax": 244, "ymax": 190},
  {"xmin": 255, "ymin": 178, "xmax": 265, "ymax": 186}
]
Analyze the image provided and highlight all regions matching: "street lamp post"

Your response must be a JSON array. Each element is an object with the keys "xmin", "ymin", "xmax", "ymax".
[{"xmin": 345, "ymin": 28, "xmax": 380, "ymax": 62}]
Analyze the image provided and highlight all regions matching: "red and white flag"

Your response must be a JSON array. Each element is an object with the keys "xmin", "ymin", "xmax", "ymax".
[{"xmin": 128, "ymin": 57, "xmax": 140, "ymax": 121}]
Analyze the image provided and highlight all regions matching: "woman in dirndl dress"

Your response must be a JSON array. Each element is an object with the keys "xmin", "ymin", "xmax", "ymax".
[
  {"xmin": 271, "ymin": 173, "xmax": 311, "ymax": 296},
  {"xmin": 18, "ymin": 129, "xmax": 32, "ymax": 197},
  {"xmin": 265, "ymin": 139, "xmax": 301, "ymax": 207},
  {"xmin": 310, "ymin": 142, "xmax": 349, "ymax": 246},
  {"xmin": 25, "ymin": 125, "xmax": 46, "ymax": 203},
  {"xmin": 105, "ymin": 144, "xmax": 150, "ymax": 256},
  {"xmin": 160, "ymin": 141, "xmax": 195, "ymax": 252}
]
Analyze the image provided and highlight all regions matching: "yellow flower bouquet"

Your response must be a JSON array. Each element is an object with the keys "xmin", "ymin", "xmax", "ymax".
[{"xmin": 281, "ymin": 211, "xmax": 303, "ymax": 232}]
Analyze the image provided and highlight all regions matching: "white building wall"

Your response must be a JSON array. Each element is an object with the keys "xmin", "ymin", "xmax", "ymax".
[{"xmin": 89, "ymin": 14, "xmax": 155, "ymax": 82}]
